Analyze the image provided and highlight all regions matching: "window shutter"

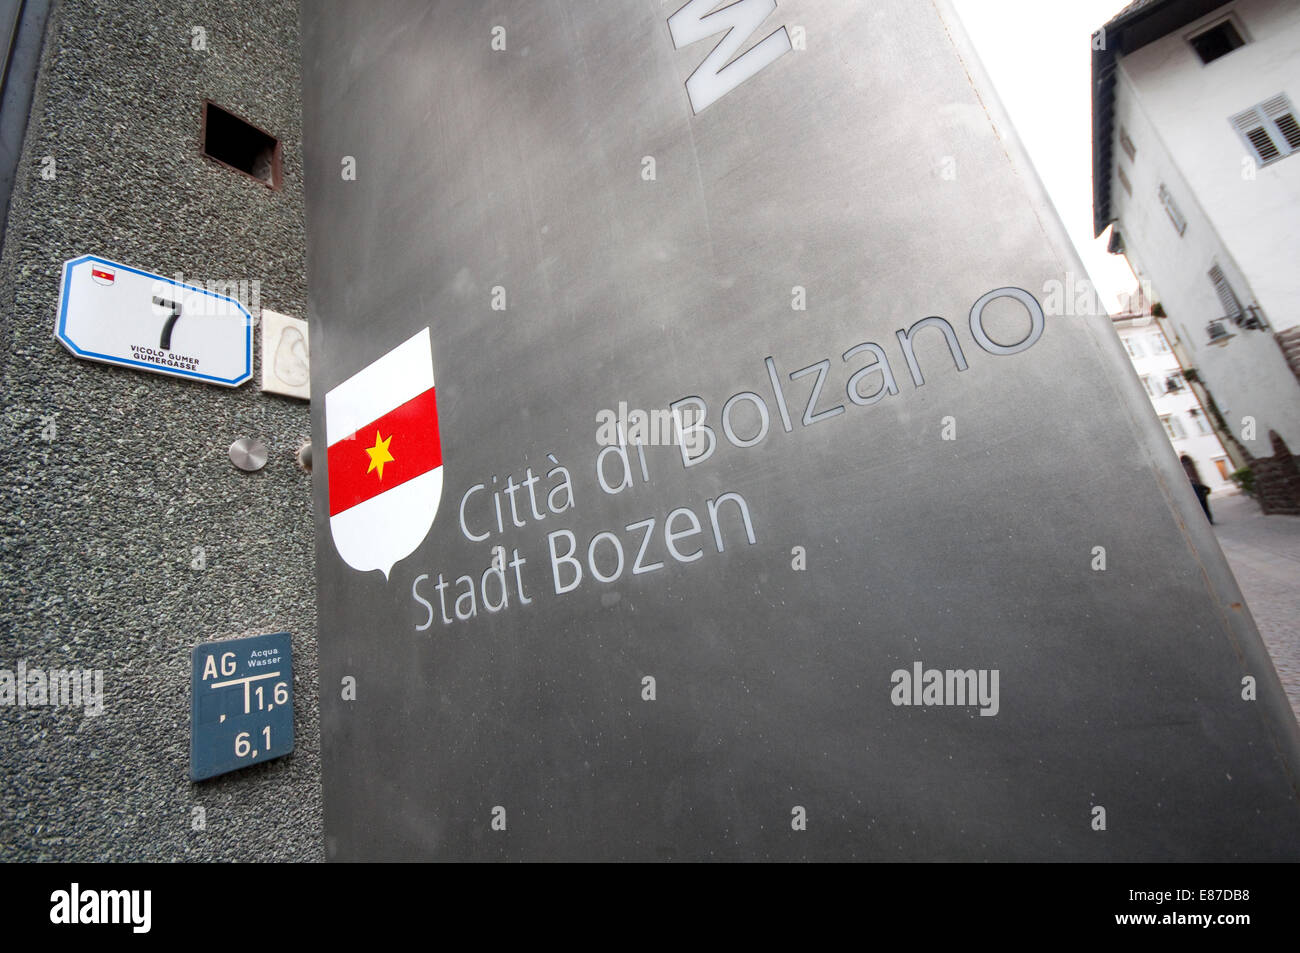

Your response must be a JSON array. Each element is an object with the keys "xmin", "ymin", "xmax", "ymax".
[
  {"xmin": 1119, "ymin": 127, "xmax": 1137, "ymax": 162},
  {"xmin": 1231, "ymin": 106, "xmax": 1280, "ymax": 163},
  {"xmin": 1274, "ymin": 113, "xmax": 1300, "ymax": 150},
  {"xmin": 1157, "ymin": 183, "xmax": 1187, "ymax": 235},
  {"xmin": 1232, "ymin": 95, "xmax": 1300, "ymax": 164},
  {"xmin": 1208, "ymin": 264, "xmax": 1242, "ymax": 320},
  {"xmin": 1261, "ymin": 94, "xmax": 1300, "ymax": 151}
]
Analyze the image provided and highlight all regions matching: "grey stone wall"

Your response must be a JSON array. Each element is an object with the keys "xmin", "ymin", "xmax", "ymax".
[{"xmin": 0, "ymin": 0, "xmax": 320, "ymax": 860}]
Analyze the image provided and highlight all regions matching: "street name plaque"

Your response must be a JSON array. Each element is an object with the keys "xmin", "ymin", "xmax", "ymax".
[
  {"xmin": 56, "ymin": 255, "xmax": 253, "ymax": 387},
  {"xmin": 302, "ymin": 0, "xmax": 1300, "ymax": 860}
]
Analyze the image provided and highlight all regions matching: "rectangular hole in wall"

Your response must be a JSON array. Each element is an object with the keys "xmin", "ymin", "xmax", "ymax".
[
  {"xmin": 1189, "ymin": 17, "xmax": 1245, "ymax": 65},
  {"xmin": 201, "ymin": 101, "xmax": 281, "ymax": 189}
]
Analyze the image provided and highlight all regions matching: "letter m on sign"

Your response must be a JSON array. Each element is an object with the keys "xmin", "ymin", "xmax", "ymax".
[{"xmin": 668, "ymin": 0, "xmax": 791, "ymax": 114}]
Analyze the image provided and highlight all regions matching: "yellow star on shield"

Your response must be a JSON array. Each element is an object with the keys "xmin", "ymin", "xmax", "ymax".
[{"xmin": 365, "ymin": 430, "xmax": 395, "ymax": 480}]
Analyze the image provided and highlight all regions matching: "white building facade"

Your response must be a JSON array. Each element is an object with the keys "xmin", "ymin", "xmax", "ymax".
[
  {"xmin": 1114, "ymin": 314, "xmax": 1236, "ymax": 492},
  {"xmin": 1092, "ymin": 0, "xmax": 1300, "ymax": 461}
]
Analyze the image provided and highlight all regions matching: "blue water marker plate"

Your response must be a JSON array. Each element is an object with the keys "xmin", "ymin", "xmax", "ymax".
[{"xmin": 191, "ymin": 632, "xmax": 294, "ymax": 781}]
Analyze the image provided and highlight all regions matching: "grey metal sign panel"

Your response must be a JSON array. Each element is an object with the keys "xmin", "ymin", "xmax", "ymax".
[{"xmin": 301, "ymin": 0, "xmax": 1300, "ymax": 860}]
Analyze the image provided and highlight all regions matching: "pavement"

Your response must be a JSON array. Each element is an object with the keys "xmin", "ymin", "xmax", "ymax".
[{"xmin": 1211, "ymin": 492, "xmax": 1300, "ymax": 725}]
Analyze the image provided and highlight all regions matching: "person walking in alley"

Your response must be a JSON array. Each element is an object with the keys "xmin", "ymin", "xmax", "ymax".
[{"xmin": 1181, "ymin": 454, "xmax": 1213, "ymax": 524}]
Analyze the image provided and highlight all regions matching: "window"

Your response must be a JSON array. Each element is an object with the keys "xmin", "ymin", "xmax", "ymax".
[
  {"xmin": 1208, "ymin": 264, "xmax": 1242, "ymax": 320},
  {"xmin": 1214, "ymin": 458, "xmax": 1230, "ymax": 480},
  {"xmin": 1117, "ymin": 166, "xmax": 1133, "ymax": 196},
  {"xmin": 1189, "ymin": 18, "xmax": 1246, "ymax": 64},
  {"xmin": 1119, "ymin": 127, "xmax": 1137, "ymax": 162},
  {"xmin": 1140, "ymin": 374, "xmax": 1156, "ymax": 397},
  {"xmin": 1231, "ymin": 94, "xmax": 1300, "ymax": 167},
  {"xmin": 201, "ymin": 101, "xmax": 282, "ymax": 188},
  {"xmin": 1157, "ymin": 183, "xmax": 1187, "ymax": 236},
  {"xmin": 1124, "ymin": 337, "xmax": 1145, "ymax": 358},
  {"xmin": 1160, "ymin": 415, "xmax": 1187, "ymax": 440},
  {"xmin": 1150, "ymin": 334, "xmax": 1169, "ymax": 353},
  {"xmin": 1165, "ymin": 373, "xmax": 1183, "ymax": 393},
  {"xmin": 1189, "ymin": 408, "xmax": 1212, "ymax": 435}
]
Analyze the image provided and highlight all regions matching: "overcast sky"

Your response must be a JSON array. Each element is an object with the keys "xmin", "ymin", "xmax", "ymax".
[{"xmin": 951, "ymin": 0, "xmax": 1139, "ymax": 312}]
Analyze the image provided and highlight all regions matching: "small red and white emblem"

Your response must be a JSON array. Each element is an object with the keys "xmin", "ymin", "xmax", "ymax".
[
  {"xmin": 325, "ymin": 327, "xmax": 442, "ymax": 578},
  {"xmin": 90, "ymin": 265, "xmax": 115, "ymax": 286}
]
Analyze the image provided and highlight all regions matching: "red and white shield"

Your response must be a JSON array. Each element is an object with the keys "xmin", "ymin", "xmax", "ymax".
[
  {"xmin": 325, "ymin": 327, "xmax": 442, "ymax": 578},
  {"xmin": 90, "ymin": 265, "xmax": 115, "ymax": 285}
]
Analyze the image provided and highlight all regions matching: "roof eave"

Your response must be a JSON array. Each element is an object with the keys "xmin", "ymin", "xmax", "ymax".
[{"xmin": 1092, "ymin": 37, "xmax": 1117, "ymax": 238}]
